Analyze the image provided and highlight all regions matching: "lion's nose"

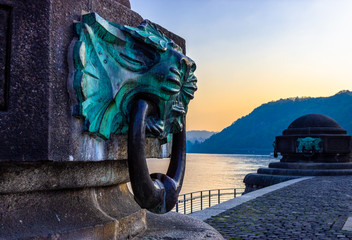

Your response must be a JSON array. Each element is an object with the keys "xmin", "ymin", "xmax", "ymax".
[
  {"xmin": 177, "ymin": 54, "xmax": 196, "ymax": 78},
  {"xmin": 182, "ymin": 57, "xmax": 196, "ymax": 72}
]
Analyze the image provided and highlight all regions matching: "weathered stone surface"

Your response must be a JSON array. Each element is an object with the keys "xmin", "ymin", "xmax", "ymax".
[
  {"xmin": 0, "ymin": 183, "xmax": 146, "ymax": 239},
  {"xmin": 0, "ymin": 0, "xmax": 182, "ymax": 161},
  {"xmin": 0, "ymin": 158, "xmax": 148, "ymax": 238},
  {"xmin": 0, "ymin": 160, "xmax": 129, "ymax": 194},
  {"xmin": 115, "ymin": 0, "xmax": 131, "ymax": 9},
  {"xmin": 0, "ymin": 5, "xmax": 10, "ymax": 110},
  {"xmin": 0, "ymin": 0, "xmax": 51, "ymax": 161},
  {"xmin": 137, "ymin": 212, "xmax": 224, "ymax": 239}
]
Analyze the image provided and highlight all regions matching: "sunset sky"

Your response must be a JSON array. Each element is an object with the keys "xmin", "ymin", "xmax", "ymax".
[{"xmin": 131, "ymin": 0, "xmax": 352, "ymax": 132}]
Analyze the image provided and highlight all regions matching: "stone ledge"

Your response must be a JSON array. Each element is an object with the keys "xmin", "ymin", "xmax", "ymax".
[
  {"xmin": 136, "ymin": 212, "xmax": 224, "ymax": 239},
  {"xmin": 269, "ymin": 161, "xmax": 352, "ymax": 169},
  {"xmin": 258, "ymin": 167, "xmax": 352, "ymax": 176},
  {"xmin": 0, "ymin": 160, "xmax": 129, "ymax": 193}
]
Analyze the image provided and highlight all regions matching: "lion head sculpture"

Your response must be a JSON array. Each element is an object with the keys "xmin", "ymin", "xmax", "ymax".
[{"xmin": 70, "ymin": 12, "xmax": 197, "ymax": 141}]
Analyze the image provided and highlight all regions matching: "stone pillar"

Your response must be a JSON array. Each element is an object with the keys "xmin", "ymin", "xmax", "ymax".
[{"xmin": 0, "ymin": 0, "xmax": 183, "ymax": 238}]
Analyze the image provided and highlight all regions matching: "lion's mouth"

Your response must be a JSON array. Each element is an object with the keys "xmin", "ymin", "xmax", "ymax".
[
  {"xmin": 145, "ymin": 100, "xmax": 185, "ymax": 139},
  {"xmin": 146, "ymin": 117, "xmax": 164, "ymax": 138},
  {"xmin": 171, "ymin": 101, "xmax": 185, "ymax": 115}
]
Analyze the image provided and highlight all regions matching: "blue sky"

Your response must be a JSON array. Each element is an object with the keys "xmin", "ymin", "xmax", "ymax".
[{"xmin": 131, "ymin": 0, "xmax": 352, "ymax": 131}]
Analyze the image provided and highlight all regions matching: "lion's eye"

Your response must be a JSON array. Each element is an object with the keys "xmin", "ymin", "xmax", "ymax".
[{"xmin": 113, "ymin": 41, "xmax": 160, "ymax": 72}]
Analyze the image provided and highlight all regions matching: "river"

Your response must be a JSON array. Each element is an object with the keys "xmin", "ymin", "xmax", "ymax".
[{"xmin": 147, "ymin": 153, "xmax": 276, "ymax": 194}]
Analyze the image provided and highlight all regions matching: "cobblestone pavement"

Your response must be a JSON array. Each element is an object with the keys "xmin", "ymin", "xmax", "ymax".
[{"xmin": 206, "ymin": 176, "xmax": 352, "ymax": 239}]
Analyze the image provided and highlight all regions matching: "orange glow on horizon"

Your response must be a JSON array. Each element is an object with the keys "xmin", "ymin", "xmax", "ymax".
[{"xmin": 131, "ymin": 0, "xmax": 352, "ymax": 132}]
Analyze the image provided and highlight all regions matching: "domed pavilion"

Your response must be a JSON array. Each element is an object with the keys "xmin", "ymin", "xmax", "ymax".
[{"xmin": 244, "ymin": 114, "xmax": 352, "ymax": 193}]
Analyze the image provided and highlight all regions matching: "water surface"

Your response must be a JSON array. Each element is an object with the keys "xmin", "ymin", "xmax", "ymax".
[{"xmin": 147, "ymin": 153, "xmax": 275, "ymax": 194}]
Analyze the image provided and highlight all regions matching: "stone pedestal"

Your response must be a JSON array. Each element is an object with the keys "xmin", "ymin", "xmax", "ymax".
[
  {"xmin": 1, "ymin": 161, "xmax": 145, "ymax": 239},
  {"xmin": 0, "ymin": 160, "xmax": 148, "ymax": 238}
]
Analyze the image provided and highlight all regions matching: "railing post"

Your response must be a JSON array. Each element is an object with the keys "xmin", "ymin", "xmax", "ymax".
[
  {"xmin": 200, "ymin": 191, "xmax": 203, "ymax": 210},
  {"xmin": 184, "ymin": 194, "xmax": 186, "ymax": 214},
  {"xmin": 190, "ymin": 192, "xmax": 193, "ymax": 213},
  {"xmin": 218, "ymin": 189, "xmax": 220, "ymax": 204},
  {"xmin": 175, "ymin": 188, "xmax": 243, "ymax": 215}
]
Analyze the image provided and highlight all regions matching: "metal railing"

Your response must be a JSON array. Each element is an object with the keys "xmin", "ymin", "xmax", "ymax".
[{"xmin": 174, "ymin": 188, "xmax": 245, "ymax": 214}]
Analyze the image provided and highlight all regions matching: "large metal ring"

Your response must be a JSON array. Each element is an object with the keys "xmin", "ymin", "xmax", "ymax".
[{"xmin": 128, "ymin": 99, "xmax": 186, "ymax": 214}]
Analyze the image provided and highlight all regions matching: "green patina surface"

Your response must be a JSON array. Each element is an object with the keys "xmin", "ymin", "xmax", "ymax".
[
  {"xmin": 296, "ymin": 137, "xmax": 322, "ymax": 153},
  {"xmin": 71, "ymin": 12, "xmax": 197, "ymax": 140}
]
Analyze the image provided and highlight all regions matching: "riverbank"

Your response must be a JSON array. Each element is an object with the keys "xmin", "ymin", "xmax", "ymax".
[{"xmin": 192, "ymin": 176, "xmax": 352, "ymax": 239}]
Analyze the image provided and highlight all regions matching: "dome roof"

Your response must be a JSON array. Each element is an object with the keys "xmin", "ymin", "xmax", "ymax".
[{"xmin": 283, "ymin": 114, "xmax": 346, "ymax": 135}]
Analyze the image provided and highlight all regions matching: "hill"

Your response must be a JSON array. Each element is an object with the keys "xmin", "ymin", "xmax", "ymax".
[
  {"xmin": 186, "ymin": 130, "xmax": 217, "ymax": 152},
  {"xmin": 186, "ymin": 130, "xmax": 217, "ymax": 143},
  {"xmin": 188, "ymin": 90, "xmax": 352, "ymax": 154}
]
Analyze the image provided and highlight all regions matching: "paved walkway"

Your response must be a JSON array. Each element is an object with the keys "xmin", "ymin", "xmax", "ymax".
[{"xmin": 202, "ymin": 176, "xmax": 352, "ymax": 239}]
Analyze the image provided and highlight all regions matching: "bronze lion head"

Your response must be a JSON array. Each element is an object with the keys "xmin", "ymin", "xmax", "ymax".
[{"xmin": 70, "ymin": 13, "xmax": 197, "ymax": 141}]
